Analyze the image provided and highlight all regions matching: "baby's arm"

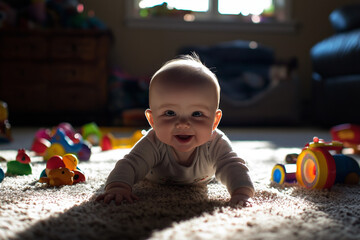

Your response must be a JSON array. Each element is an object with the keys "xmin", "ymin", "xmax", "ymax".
[
  {"xmin": 230, "ymin": 187, "xmax": 254, "ymax": 207},
  {"xmin": 95, "ymin": 182, "xmax": 139, "ymax": 204}
]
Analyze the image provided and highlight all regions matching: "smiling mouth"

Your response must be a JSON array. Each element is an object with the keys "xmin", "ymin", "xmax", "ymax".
[{"xmin": 175, "ymin": 135, "xmax": 193, "ymax": 143}]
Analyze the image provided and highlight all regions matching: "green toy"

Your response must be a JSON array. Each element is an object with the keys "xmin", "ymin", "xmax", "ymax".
[{"xmin": 6, "ymin": 149, "xmax": 32, "ymax": 175}]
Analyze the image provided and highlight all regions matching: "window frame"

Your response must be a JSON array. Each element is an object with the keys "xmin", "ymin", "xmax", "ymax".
[{"xmin": 125, "ymin": 0, "xmax": 296, "ymax": 32}]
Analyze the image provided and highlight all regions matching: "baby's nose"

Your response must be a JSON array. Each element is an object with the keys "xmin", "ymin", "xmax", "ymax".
[{"xmin": 176, "ymin": 118, "xmax": 190, "ymax": 129}]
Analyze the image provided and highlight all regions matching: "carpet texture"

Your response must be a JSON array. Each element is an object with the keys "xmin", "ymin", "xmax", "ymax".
[{"xmin": 0, "ymin": 127, "xmax": 359, "ymax": 240}]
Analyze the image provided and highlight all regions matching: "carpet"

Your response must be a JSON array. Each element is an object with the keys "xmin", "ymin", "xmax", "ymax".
[{"xmin": 0, "ymin": 127, "xmax": 359, "ymax": 240}]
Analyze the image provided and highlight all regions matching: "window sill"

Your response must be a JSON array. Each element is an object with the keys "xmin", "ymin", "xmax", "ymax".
[{"xmin": 125, "ymin": 18, "xmax": 297, "ymax": 33}]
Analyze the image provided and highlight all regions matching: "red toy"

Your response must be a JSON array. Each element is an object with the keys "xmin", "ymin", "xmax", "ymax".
[
  {"xmin": 272, "ymin": 137, "xmax": 360, "ymax": 189},
  {"xmin": 39, "ymin": 154, "xmax": 86, "ymax": 186},
  {"xmin": 331, "ymin": 123, "xmax": 360, "ymax": 154}
]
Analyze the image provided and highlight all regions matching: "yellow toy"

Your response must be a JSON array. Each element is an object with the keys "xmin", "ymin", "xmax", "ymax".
[
  {"xmin": 100, "ymin": 130, "xmax": 144, "ymax": 151},
  {"xmin": 39, "ymin": 168, "xmax": 75, "ymax": 187},
  {"xmin": 39, "ymin": 154, "xmax": 85, "ymax": 186}
]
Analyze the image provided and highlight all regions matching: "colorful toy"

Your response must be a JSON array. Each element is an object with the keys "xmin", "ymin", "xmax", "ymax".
[
  {"xmin": 331, "ymin": 123, "xmax": 360, "ymax": 154},
  {"xmin": 271, "ymin": 137, "xmax": 360, "ymax": 189},
  {"xmin": 31, "ymin": 137, "xmax": 51, "ymax": 155},
  {"xmin": 81, "ymin": 122, "xmax": 102, "ymax": 146},
  {"xmin": 100, "ymin": 130, "xmax": 144, "ymax": 151},
  {"xmin": 0, "ymin": 100, "xmax": 12, "ymax": 143},
  {"xmin": 39, "ymin": 154, "xmax": 86, "ymax": 186},
  {"xmin": 6, "ymin": 149, "xmax": 32, "ymax": 175},
  {"xmin": 31, "ymin": 122, "xmax": 84, "ymax": 156},
  {"xmin": 0, "ymin": 166, "xmax": 4, "ymax": 182},
  {"xmin": 43, "ymin": 128, "xmax": 91, "ymax": 161},
  {"xmin": 39, "ymin": 168, "xmax": 75, "ymax": 186}
]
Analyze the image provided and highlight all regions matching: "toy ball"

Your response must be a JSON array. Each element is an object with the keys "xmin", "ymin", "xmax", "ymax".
[
  {"xmin": 62, "ymin": 154, "xmax": 78, "ymax": 171},
  {"xmin": 46, "ymin": 155, "xmax": 65, "ymax": 169}
]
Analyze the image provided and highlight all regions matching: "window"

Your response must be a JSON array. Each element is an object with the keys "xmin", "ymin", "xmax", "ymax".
[{"xmin": 126, "ymin": 0, "xmax": 294, "ymax": 32}]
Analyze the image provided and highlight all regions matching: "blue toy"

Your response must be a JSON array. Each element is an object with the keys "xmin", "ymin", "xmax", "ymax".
[
  {"xmin": 0, "ymin": 165, "xmax": 4, "ymax": 182},
  {"xmin": 43, "ymin": 128, "xmax": 91, "ymax": 161},
  {"xmin": 272, "ymin": 137, "xmax": 360, "ymax": 189}
]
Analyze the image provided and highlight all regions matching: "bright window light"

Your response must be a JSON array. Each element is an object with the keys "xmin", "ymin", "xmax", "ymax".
[
  {"xmin": 218, "ymin": 0, "xmax": 273, "ymax": 15},
  {"xmin": 139, "ymin": 0, "xmax": 209, "ymax": 12}
]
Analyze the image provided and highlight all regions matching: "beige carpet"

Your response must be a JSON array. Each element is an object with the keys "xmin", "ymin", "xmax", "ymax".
[{"xmin": 0, "ymin": 127, "xmax": 359, "ymax": 240}]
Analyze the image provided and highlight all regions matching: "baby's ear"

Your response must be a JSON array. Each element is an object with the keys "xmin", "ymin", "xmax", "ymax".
[
  {"xmin": 145, "ymin": 109, "xmax": 154, "ymax": 128},
  {"xmin": 212, "ymin": 109, "xmax": 222, "ymax": 131}
]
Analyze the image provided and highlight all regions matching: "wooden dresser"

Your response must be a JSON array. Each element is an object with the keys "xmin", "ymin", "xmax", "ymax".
[{"xmin": 0, "ymin": 30, "xmax": 111, "ymax": 125}]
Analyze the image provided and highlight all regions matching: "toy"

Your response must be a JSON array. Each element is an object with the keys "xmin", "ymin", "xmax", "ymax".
[
  {"xmin": 39, "ymin": 154, "xmax": 86, "ymax": 186},
  {"xmin": 81, "ymin": 122, "xmax": 102, "ymax": 145},
  {"xmin": 43, "ymin": 128, "xmax": 91, "ymax": 161},
  {"xmin": 271, "ymin": 137, "xmax": 360, "ymax": 189},
  {"xmin": 0, "ymin": 165, "xmax": 4, "ymax": 182},
  {"xmin": 31, "ymin": 122, "xmax": 84, "ymax": 156},
  {"xmin": 331, "ymin": 123, "xmax": 360, "ymax": 154},
  {"xmin": 6, "ymin": 149, "xmax": 32, "ymax": 175},
  {"xmin": 0, "ymin": 100, "xmax": 12, "ymax": 143},
  {"xmin": 39, "ymin": 168, "xmax": 75, "ymax": 186},
  {"xmin": 100, "ymin": 130, "xmax": 144, "ymax": 151}
]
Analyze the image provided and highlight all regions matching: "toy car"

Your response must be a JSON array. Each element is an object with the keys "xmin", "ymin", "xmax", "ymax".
[{"xmin": 271, "ymin": 137, "xmax": 360, "ymax": 189}]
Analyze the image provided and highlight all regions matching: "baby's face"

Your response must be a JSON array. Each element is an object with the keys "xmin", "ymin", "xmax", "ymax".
[{"xmin": 146, "ymin": 81, "xmax": 221, "ymax": 154}]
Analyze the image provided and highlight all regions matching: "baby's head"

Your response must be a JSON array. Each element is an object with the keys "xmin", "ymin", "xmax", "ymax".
[
  {"xmin": 149, "ymin": 54, "xmax": 220, "ymax": 110},
  {"xmin": 145, "ymin": 54, "xmax": 222, "ymax": 153}
]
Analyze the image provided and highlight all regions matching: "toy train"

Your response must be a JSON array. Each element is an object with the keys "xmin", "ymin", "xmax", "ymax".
[{"xmin": 271, "ymin": 137, "xmax": 360, "ymax": 189}]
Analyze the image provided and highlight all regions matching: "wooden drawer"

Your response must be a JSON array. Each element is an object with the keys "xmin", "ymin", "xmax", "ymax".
[
  {"xmin": 50, "ymin": 37, "xmax": 97, "ymax": 61},
  {"xmin": 0, "ymin": 63, "xmax": 48, "ymax": 84},
  {"xmin": 0, "ymin": 36, "xmax": 47, "ymax": 60},
  {"xmin": 48, "ymin": 87, "xmax": 103, "ymax": 111},
  {"xmin": 48, "ymin": 64, "xmax": 99, "ymax": 85},
  {"xmin": 0, "ymin": 85, "xmax": 48, "ymax": 111}
]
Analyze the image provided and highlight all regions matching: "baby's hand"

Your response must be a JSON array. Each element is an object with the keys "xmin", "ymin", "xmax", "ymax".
[
  {"xmin": 229, "ymin": 187, "xmax": 253, "ymax": 207},
  {"xmin": 95, "ymin": 182, "xmax": 139, "ymax": 205},
  {"xmin": 229, "ymin": 194, "xmax": 253, "ymax": 207}
]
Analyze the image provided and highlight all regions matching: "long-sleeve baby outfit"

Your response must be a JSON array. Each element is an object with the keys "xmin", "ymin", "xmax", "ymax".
[{"xmin": 105, "ymin": 128, "xmax": 254, "ymax": 197}]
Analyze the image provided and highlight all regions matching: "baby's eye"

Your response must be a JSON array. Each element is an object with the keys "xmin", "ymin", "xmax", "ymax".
[
  {"xmin": 192, "ymin": 111, "xmax": 203, "ymax": 117},
  {"xmin": 165, "ymin": 110, "xmax": 176, "ymax": 116}
]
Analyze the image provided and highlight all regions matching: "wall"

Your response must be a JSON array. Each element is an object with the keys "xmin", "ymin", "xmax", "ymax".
[{"xmin": 82, "ymin": 0, "xmax": 359, "ymax": 112}]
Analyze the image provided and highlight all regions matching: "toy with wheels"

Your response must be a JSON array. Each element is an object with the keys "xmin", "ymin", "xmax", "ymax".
[
  {"xmin": 43, "ymin": 128, "xmax": 91, "ymax": 161},
  {"xmin": 6, "ymin": 149, "xmax": 32, "ymax": 176},
  {"xmin": 100, "ymin": 130, "xmax": 144, "ymax": 151},
  {"xmin": 272, "ymin": 137, "xmax": 360, "ymax": 189},
  {"xmin": 39, "ymin": 154, "xmax": 86, "ymax": 186}
]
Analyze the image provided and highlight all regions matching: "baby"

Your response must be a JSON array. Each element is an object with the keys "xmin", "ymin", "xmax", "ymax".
[{"xmin": 96, "ymin": 54, "xmax": 255, "ymax": 206}]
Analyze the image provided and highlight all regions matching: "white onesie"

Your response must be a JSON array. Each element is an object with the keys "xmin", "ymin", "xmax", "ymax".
[{"xmin": 105, "ymin": 128, "xmax": 254, "ymax": 196}]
